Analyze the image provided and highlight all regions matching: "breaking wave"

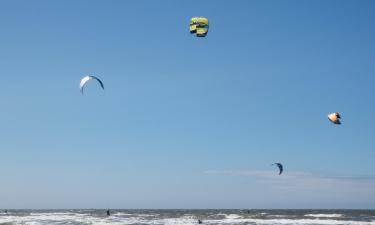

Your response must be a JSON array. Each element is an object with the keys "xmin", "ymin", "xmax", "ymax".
[{"xmin": 0, "ymin": 210, "xmax": 374, "ymax": 225}]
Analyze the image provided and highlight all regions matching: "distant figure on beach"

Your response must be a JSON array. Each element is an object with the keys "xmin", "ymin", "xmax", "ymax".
[
  {"xmin": 106, "ymin": 210, "xmax": 110, "ymax": 216},
  {"xmin": 247, "ymin": 210, "xmax": 250, "ymax": 214},
  {"xmin": 4, "ymin": 210, "xmax": 7, "ymax": 214},
  {"xmin": 198, "ymin": 219, "xmax": 203, "ymax": 224}
]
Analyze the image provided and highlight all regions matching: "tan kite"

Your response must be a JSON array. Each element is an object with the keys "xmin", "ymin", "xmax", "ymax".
[
  {"xmin": 328, "ymin": 112, "xmax": 341, "ymax": 125},
  {"xmin": 190, "ymin": 17, "xmax": 209, "ymax": 37}
]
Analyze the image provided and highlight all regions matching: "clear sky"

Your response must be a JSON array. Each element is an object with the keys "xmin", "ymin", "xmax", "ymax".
[{"xmin": 0, "ymin": 0, "xmax": 374, "ymax": 209}]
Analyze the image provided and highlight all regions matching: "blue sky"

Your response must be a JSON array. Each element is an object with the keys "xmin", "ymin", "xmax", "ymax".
[{"xmin": 0, "ymin": 0, "xmax": 374, "ymax": 209}]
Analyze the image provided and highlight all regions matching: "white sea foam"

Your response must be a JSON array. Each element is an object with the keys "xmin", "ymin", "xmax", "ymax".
[
  {"xmin": 0, "ymin": 212, "xmax": 374, "ymax": 225},
  {"xmin": 111, "ymin": 212, "xmax": 133, "ymax": 216},
  {"xmin": 304, "ymin": 214, "xmax": 343, "ymax": 218},
  {"xmin": 267, "ymin": 214, "xmax": 288, "ymax": 218},
  {"xmin": 207, "ymin": 218, "xmax": 375, "ymax": 225},
  {"xmin": 224, "ymin": 214, "xmax": 243, "ymax": 219},
  {"xmin": 157, "ymin": 217, "xmax": 197, "ymax": 225}
]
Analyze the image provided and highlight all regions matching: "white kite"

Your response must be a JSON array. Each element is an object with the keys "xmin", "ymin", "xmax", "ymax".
[{"xmin": 79, "ymin": 75, "xmax": 104, "ymax": 95}]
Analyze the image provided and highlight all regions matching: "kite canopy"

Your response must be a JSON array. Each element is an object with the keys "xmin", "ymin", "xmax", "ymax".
[
  {"xmin": 328, "ymin": 112, "xmax": 341, "ymax": 125},
  {"xmin": 80, "ymin": 75, "xmax": 104, "ymax": 94},
  {"xmin": 190, "ymin": 17, "xmax": 209, "ymax": 37},
  {"xmin": 272, "ymin": 163, "xmax": 283, "ymax": 175}
]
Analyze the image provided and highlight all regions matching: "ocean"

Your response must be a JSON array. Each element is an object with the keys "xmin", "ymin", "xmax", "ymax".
[{"xmin": 1, "ymin": 209, "xmax": 375, "ymax": 225}]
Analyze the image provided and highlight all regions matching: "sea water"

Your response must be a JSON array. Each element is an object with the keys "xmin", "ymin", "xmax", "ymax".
[{"xmin": 0, "ymin": 209, "xmax": 375, "ymax": 225}]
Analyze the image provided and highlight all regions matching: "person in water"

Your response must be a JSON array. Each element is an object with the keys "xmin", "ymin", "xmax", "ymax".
[
  {"xmin": 106, "ymin": 210, "xmax": 110, "ymax": 216},
  {"xmin": 198, "ymin": 219, "xmax": 202, "ymax": 224}
]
